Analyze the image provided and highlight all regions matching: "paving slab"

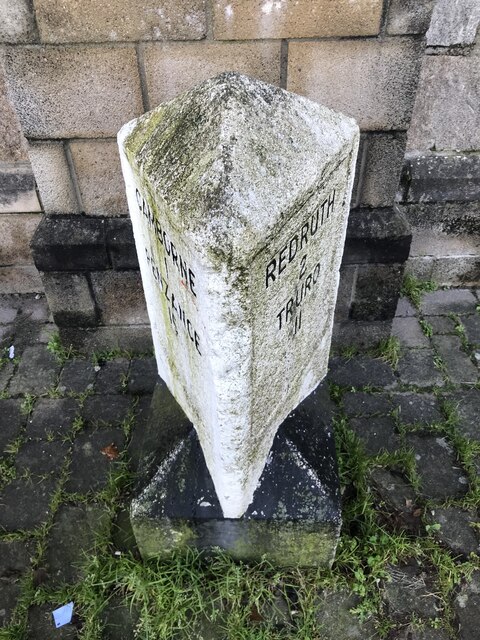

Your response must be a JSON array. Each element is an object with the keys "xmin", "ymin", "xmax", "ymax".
[
  {"xmin": 94, "ymin": 358, "xmax": 129, "ymax": 394},
  {"xmin": 0, "ymin": 476, "xmax": 58, "ymax": 531},
  {"xmin": 0, "ymin": 581, "xmax": 21, "ymax": 628},
  {"xmin": 406, "ymin": 435, "xmax": 469, "ymax": 500},
  {"xmin": 0, "ymin": 361, "xmax": 15, "ymax": 392},
  {"xmin": 431, "ymin": 335, "xmax": 478, "ymax": 384},
  {"xmin": 0, "ymin": 398, "xmax": 25, "ymax": 452},
  {"xmin": 82, "ymin": 394, "xmax": 132, "ymax": 426},
  {"xmin": 384, "ymin": 562, "xmax": 439, "ymax": 621},
  {"xmin": 44, "ymin": 503, "xmax": 110, "ymax": 585},
  {"xmin": 426, "ymin": 507, "xmax": 479, "ymax": 557},
  {"xmin": 8, "ymin": 345, "xmax": 60, "ymax": 395},
  {"xmin": 420, "ymin": 289, "xmax": 477, "ymax": 316},
  {"xmin": 18, "ymin": 295, "xmax": 51, "ymax": 323},
  {"xmin": 349, "ymin": 415, "xmax": 400, "ymax": 456},
  {"xmin": 425, "ymin": 315, "xmax": 456, "ymax": 335},
  {"xmin": 27, "ymin": 604, "xmax": 79, "ymax": 639},
  {"xmin": 343, "ymin": 391, "xmax": 392, "ymax": 417},
  {"xmin": 101, "ymin": 597, "xmax": 139, "ymax": 640},
  {"xmin": 0, "ymin": 298, "xmax": 19, "ymax": 324},
  {"xmin": 391, "ymin": 317, "xmax": 430, "ymax": 348},
  {"xmin": 314, "ymin": 590, "xmax": 378, "ymax": 640},
  {"xmin": 0, "ymin": 539, "xmax": 35, "ymax": 628},
  {"xmin": 126, "ymin": 395, "xmax": 153, "ymax": 470},
  {"xmin": 328, "ymin": 355, "xmax": 396, "ymax": 388},
  {"xmin": 370, "ymin": 468, "xmax": 416, "ymax": 514},
  {"xmin": 395, "ymin": 297, "xmax": 417, "ymax": 318},
  {"xmin": 461, "ymin": 314, "xmax": 480, "ymax": 346},
  {"xmin": 15, "ymin": 440, "xmax": 69, "ymax": 477},
  {"xmin": 27, "ymin": 397, "xmax": 79, "ymax": 438},
  {"xmin": 58, "ymin": 359, "xmax": 95, "ymax": 394},
  {"xmin": 397, "ymin": 349, "xmax": 444, "ymax": 387},
  {"xmin": 65, "ymin": 427, "xmax": 127, "ymax": 494},
  {"xmin": 389, "ymin": 393, "xmax": 443, "ymax": 426},
  {"xmin": 394, "ymin": 627, "xmax": 451, "ymax": 640},
  {"xmin": 0, "ymin": 540, "xmax": 34, "ymax": 578},
  {"xmin": 445, "ymin": 389, "xmax": 480, "ymax": 442},
  {"xmin": 127, "ymin": 357, "xmax": 158, "ymax": 395},
  {"xmin": 369, "ymin": 467, "xmax": 424, "ymax": 534},
  {"xmin": 454, "ymin": 571, "xmax": 480, "ymax": 640}
]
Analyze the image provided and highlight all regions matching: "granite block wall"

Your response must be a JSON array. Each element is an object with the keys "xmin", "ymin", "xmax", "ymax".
[
  {"xmin": 0, "ymin": 0, "xmax": 478, "ymax": 347},
  {"xmin": 398, "ymin": 0, "xmax": 480, "ymax": 287}
]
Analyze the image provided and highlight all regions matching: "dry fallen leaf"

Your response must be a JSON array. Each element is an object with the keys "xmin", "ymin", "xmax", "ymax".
[
  {"xmin": 101, "ymin": 443, "xmax": 119, "ymax": 461},
  {"xmin": 413, "ymin": 508, "xmax": 423, "ymax": 518},
  {"xmin": 249, "ymin": 604, "xmax": 263, "ymax": 622}
]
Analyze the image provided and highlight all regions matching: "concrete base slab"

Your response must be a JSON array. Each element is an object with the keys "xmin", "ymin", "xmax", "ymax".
[{"xmin": 131, "ymin": 383, "xmax": 341, "ymax": 567}]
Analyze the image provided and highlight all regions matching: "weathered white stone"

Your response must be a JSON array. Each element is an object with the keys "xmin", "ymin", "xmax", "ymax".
[{"xmin": 118, "ymin": 73, "xmax": 358, "ymax": 518}]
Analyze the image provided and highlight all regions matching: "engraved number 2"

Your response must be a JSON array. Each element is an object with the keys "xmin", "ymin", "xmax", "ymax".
[{"xmin": 299, "ymin": 255, "xmax": 307, "ymax": 279}]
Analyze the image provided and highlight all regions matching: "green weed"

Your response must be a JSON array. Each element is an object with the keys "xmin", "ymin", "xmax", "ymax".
[
  {"xmin": 20, "ymin": 393, "xmax": 36, "ymax": 416},
  {"xmin": 47, "ymin": 331, "xmax": 76, "ymax": 364},
  {"xmin": 340, "ymin": 345, "xmax": 360, "ymax": 360},
  {"xmin": 328, "ymin": 382, "xmax": 344, "ymax": 406},
  {"xmin": 0, "ymin": 457, "xmax": 17, "ymax": 486},
  {"xmin": 419, "ymin": 319, "xmax": 433, "ymax": 339},
  {"xmin": 92, "ymin": 348, "xmax": 131, "ymax": 367},
  {"xmin": 401, "ymin": 275, "xmax": 437, "ymax": 309},
  {"xmin": 375, "ymin": 336, "xmax": 401, "ymax": 370}
]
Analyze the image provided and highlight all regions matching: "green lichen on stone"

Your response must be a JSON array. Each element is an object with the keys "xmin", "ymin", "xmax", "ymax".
[
  {"xmin": 228, "ymin": 520, "xmax": 339, "ymax": 568},
  {"xmin": 131, "ymin": 512, "xmax": 339, "ymax": 568},
  {"xmin": 133, "ymin": 517, "xmax": 197, "ymax": 559}
]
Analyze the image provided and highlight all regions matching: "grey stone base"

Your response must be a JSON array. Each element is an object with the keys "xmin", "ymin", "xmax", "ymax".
[{"xmin": 131, "ymin": 382, "xmax": 341, "ymax": 567}]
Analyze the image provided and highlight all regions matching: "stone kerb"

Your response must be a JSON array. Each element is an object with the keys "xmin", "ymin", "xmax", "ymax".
[{"xmin": 118, "ymin": 72, "xmax": 359, "ymax": 519}]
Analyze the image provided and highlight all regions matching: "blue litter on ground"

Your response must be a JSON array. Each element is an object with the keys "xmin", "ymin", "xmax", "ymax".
[{"xmin": 52, "ymin": 602, "xmax": 74, "ymax": 628}]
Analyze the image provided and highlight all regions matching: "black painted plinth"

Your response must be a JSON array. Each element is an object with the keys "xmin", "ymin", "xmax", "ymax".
[{"xmin": 130, "ymin": 382, "xmax": 342, "ymax": 567}]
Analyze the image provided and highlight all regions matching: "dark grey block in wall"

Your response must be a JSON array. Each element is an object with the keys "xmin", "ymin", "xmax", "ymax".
[
  {"xmin": 31, "ymin": 216, "xmax": 108, "ymax": 271},
  {"xmin": 350, "ymin": 263, "xmax": 405, "ymax": 321},
  {"xmin": 401, "ymin": 154, "xmax": 480, "ymax": 203},
  {"xmin": 356, "ymin": 132, "xmax": 407, "ymax": 209},
  {"xmin": 43, "ymin": 272, "xmax": 97, "ymax": 327},
  {"xmin": 343, "ymin": 208, "xmax": 412, "ymax": 265},
  {"xmin": 106, "ymin": 219, "xmax": 139, "ymax": 270}
]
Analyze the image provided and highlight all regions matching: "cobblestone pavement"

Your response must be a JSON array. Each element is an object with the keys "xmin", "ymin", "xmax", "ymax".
[{"xmin": 0, "ymin": 289, "xmax": 479, "ymax": 639}]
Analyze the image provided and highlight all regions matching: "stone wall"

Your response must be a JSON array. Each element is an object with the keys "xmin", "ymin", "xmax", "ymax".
[
  {"xmin": 0, "ymin": 0, "xmax": 478, "ymax": 348},
  {"xmin": 0, "ymin": 50, "xmax": 43, "ymax": 294},
  {"xmin": 398, "ymin": 0, "xmax": 480, "ymax": 286}
]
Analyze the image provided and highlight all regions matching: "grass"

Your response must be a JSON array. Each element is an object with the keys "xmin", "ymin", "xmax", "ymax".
[
  {"xmin": 20, "ymin": 394, "xmax": 36, "ymax": 416},
  {"xmin": 46, "ymin": 331, "xmax": 77, "ymax": 364},
  {"xmin": 419, "ymin": 319, "xmax": 433, "ymax": 339},
  {"xmin": 375, "ymin": 336, "xmax": 401, "ymax": 370},
  {"xmin": 91, "ymin": 348, "xmax": 132, "ymax": 367},
  {"xmin": 401, "ymin": 275, "xmax": 438, "ymax": 309}
]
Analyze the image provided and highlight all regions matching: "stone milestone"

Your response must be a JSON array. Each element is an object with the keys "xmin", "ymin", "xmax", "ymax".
[{"xmin": 118, "ymin": 72, "xmax": 359, "ymax": 520}]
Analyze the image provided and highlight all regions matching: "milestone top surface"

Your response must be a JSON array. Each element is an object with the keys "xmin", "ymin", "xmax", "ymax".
[{"xmin": 120, "ymin": 71, "xmax": 358, "ymax": 264}]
